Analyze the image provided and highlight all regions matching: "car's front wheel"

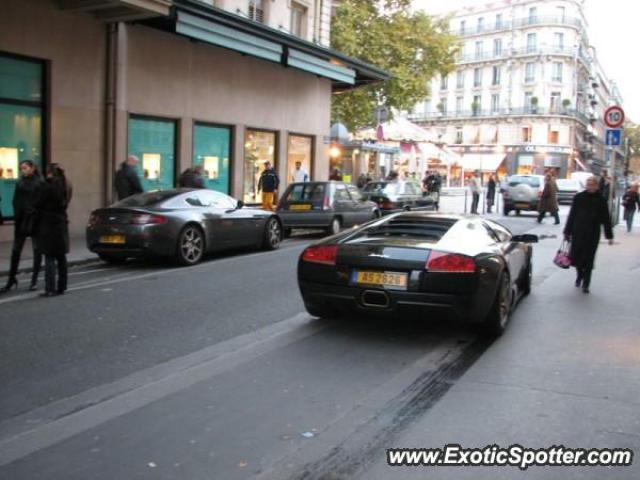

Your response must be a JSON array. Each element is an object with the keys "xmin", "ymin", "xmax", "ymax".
[
  {"xmin": 326, "ymin": 217, "xmax": 341, "ymax": 236},
  {"xmin": 262, "ymin": 217, "xmax": 282, "ymax": 250},
  {"xmin": 483, "ymin": 273, "xmax": 512, "ymax": 337},
  {"xmin": 176, "ymin": 225, "xmax": 205, "ymax": 266}
]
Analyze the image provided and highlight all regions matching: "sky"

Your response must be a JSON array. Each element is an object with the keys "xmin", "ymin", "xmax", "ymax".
[{"xmin": 412, "ymin": 0, "xmax": 640, "ymax": 122}]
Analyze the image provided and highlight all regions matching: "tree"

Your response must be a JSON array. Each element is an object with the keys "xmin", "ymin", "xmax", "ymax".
[
  {"xmin": 624, "ymin": 122, "xmax": 640, "ymax": 175},
  {"xmin": 331, "ymin": 0, "xmax": 460, "ymax": 132}
]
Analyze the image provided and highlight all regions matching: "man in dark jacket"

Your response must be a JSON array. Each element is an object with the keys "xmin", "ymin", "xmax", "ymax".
[
  {"xmin": 257, "ymin": 161, "xmax": 279, "ymax": 211},
  {"xmin": 115, "ymin": 155, "xmax": 143, "ymax": 200},
  {"xmin": 486, "ymin": 174, "xmax": 497, "ymax": 213},
  {"xmin": 178, "ymin": 165, "xmax": 205, "ymax": 189},
  {"xmin": 1, "ymin": 160, "xmax": 44, "ymax": 292}
]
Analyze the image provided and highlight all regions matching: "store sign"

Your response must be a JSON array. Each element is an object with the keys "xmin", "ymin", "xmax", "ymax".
[
  {"xmin": 515, "ymin": 145, "xmax": 572, "ymax": 155},
  {"xmin": 544, "ymin": 156, "xmax": 563, "ymax": 168}
]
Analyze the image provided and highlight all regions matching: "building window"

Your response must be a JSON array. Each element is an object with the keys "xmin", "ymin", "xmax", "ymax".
[
  {"xmin": 528, "ymin": 7, "xmax": 537, "ymax": 24},
  {"xmin": 548, "ymin": 129, "xmax": 559, "ymax": 144},
  {"xmin": 524, "ymin": 92, "xmax": 534, "ymax": 112},
  {"xmin": 475, "ymin": 41, "xmax": 484, "ymax": 59},
  {"xmin": 290, "ymin": 2, "xmax": 307, "ymax": 37},
  {"xmin": 522, "ymin": 126, "xmax": 532, "ymax": 143},
  {"xmin": 287, "ymin": 134, "xmax": 313, "ymax": 184},
  {"xmin": 248, "ymin": 0, "xmax": 265, "ymax": 23},
  {"xmin": 477, "ymin": 17, "xmax": 484, "ymax": 33},
  {"xmin": 492, "ymin": 66, "xmax": 501, "ymax": 85},
  {"xmin": 244, "ymin": 129, "xmax": 277, "ymax": 204},
  {"xmin": 456, "ymin": 70, "xmax": 465, "ymax": 89},
  {"xmin": 491, "ymin": 94, "xmax": 500, "ymax": 113},
  {"xmin": 552, "ymin": 62, "xmax": 563, "ymax": 82},
  {"xmin": 439, "ymin": 97, "xmax": 448, "ymax": 114},
  {"xmin": 460, "ymin": 20, "xmax": 466, "ymax": 34},
  {"xmin": 0, "ymin": 55, "xmax": 44, "ymax": 219},
  {"xmin": 473, "ymin": 68, "xmax": 482, "ymax": 87},
  {"xmin": 495, "ymin": 13, "xmax": 503, "ymax": 29},
  {"xmin": 455, "ymin": 127, "xmax": 463, "ymax": 144},
  {"xmin": 440, "ymin": 74, "xmax": 448, "ymax": 90},
  {"xmin": 193, "ymin": 123, "xmax": 231, "ymax": 194},
  {"xmin": 554, "ymin": 33, "xmax": 564, "ymax": 51},
  {"xmin": 472, "ymin": 95, "xmax": 482, "ymax": 115},
  {"xmin": 550, "ymin": 92, "xmax": 561, "ymax": 113},
  {"xmin": 128, "ymin": 116, "xmax": 176, "ymax": 192},
  {"xmin": 525, "ymin": 62, "xmax": 536, "ymax": 83},
  {"xmin": 456, "ymin": 96, "xmax": 463, "ymax": 113},
  {"xmin": 556, "ymin": 6, "xmax": 566, "ymax": 22},
  {"xmin": 526, "ymin": 33, "xmax": 537, "ymax": 53},
  {"xmin": 493, "ymin": 38, "xmax": 502, "ymax": 56}
]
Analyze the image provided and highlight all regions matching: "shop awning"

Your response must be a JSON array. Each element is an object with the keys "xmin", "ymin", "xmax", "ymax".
[
  {"xmin": 154, "ymin": 0, "xmax": 388, "ymax": 90},
  {"xmin": 461, "ymin": 154, "xmax": 506, "ymax": 171},
  {"xmin": 355, "ymin": 117, "xmax": 436, "ymax": 143}
]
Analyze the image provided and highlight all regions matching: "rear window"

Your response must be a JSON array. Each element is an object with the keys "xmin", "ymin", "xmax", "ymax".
[
  {"xmin": 556, "ymin": 179, "xmax": 580, "ymax": 189},
  {"xmin": 285, "ymin": 183, "xmax": 325, "ymax": 202},
  {"xmin": 356, "ymin": 216, "xmax": 456, "ymax": 241},
  {"xmin": 364, "ymin": 182, "xmax": 400, "ymax": 195},
  {"xmin": 508, "ymin": 176, "xmax": 541, "ymax": 188},
  {"xmin": 113, "ymin": 190, "xmax": 179, "ymax": 207}
]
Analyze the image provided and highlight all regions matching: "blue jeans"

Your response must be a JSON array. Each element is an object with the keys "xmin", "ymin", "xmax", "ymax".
[{"xmin": 624, "ymin": 208, "xmax": 636, "ymax": 232}]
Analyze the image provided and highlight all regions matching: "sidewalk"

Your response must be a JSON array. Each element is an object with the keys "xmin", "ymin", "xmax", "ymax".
[
  {"xmin": 363, "ymin": 224, "xmax": 640, "ymax": 479},
  {"xmin": 0, "ymin": 235, "xmax": 96, "ymax": 277}
]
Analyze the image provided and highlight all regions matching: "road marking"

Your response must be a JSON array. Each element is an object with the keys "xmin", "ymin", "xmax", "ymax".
[{"xmin": 0, "ymin": 311, "xmax": 328, "ymax": 466}]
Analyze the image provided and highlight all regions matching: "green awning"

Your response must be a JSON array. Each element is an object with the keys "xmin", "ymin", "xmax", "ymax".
[
  {"xmin": 176, "ymin": 11, "xmax": 282, "ymax": 63},
  {"xmin": 287, "ymin": 49, "xmax": 355, "ymax": 85}
]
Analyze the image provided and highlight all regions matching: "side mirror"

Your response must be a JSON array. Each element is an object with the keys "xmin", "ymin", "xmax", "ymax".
[
  {"xmin": 512, "ymin": 234, "xmax": 538, "ymax": 243},
  {"xmin": 236, "ymin": 200, "xmax": 244, "ymax": 209}
]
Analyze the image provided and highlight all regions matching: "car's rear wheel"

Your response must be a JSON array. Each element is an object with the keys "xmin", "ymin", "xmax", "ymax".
[
  {"xmin": 326, "ymin": 217, "xmax": 341, "ymax": 235},
  {"xmin": 503, "ymin": 209, "xmax": 510, "ymax": 216},
  {"xmin": 372, "ymin": 209, "xmax": 381, "ymax": 219},
  {"xmin": 262, "ymin": 217, "xmax": 282, "ymax": 250},
  {"xmin": 483, "ymin": 273, "xmax": 512, "ymax": 337},
  {"xmin": 176, "ymin": 224, "xmax": 205, "ymax": 266},
  {"xmin": 98, "ymin": 254, "xmax": 127, "ymax": 265},
  {"xmin": 516, "ymin": 209, "xmax": 521, "ymax": 216},
  {"xmin": 521, "ymin": 259, "xmax": 532, "ymax": 296}
]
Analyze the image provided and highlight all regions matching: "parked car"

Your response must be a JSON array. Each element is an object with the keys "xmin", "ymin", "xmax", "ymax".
[
  {"xmin": 297, "ymin": 212, "xmax": 537, "ymax": 336},
  {"xmin": 502, "ymin": 174, "xmax": 545, "ymax": 215},
  {"xmin": 361, "ymin": 181, "xmax": 435, "ymax": 214},
  {"xmin": 87, "ymin": 189, "xmax": 282, "ymax": 265},
  {"xmin": 556, "ymin": 178, "xmax": 584, "ymax": 204},
  {"xmin": 277, "ymin": 181, "xmax": 380, "ymax": 236}
]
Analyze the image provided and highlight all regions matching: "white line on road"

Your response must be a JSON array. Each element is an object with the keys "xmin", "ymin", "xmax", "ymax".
[{"xmin": 0, "ymin": 311, "xmax": 327, "ymax": 466}]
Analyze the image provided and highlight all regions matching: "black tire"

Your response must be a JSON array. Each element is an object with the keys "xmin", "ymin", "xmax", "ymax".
[
  {"xmin": 403, "ymin": 205, "xmax": 411, "ymax": 211},
  {"xmin": 516, "ymin": 209, "xmax": 521, "ymax": 216},
  {"xmin": 98, "ymin": 254, "xmax": 127, "ymax": 264},
  {"xmin": 503, "ymin": 208, "xmax": 510, "ymax": 216},
  {"xmin": 521, "ymin": 258, "xmax": 532, "ymax": 296},
  {"xmin": 176, "ymin": 224, "xmax": 205, "ymax": 266},
  {"xmin": 483, "ymin": 273, "xmax": 512, "ymax": 337},
  {"xmin": 326, "ymin": 217, "xmax": 341, "ymax": 236},
  {"xmin": 372, "ymin": 209, "xmax": 382, "ymax": 219},
  {"xmin": 283, "ymin": 227, "xmax": 292, "ymax": 238},
  {"xmin": 262, "ymin": 217, "xmax": 282, "ymax": 250}
]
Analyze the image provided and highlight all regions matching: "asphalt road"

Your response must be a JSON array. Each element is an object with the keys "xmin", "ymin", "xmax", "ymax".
[{"xmin": 0, "ymin": 211, "xmax": 565, "ymax": 479}]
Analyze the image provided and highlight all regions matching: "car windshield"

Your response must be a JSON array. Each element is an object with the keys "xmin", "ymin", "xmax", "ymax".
[
  {"xmin": 508, "ymin": 176, "xmax": 541, "ymax": 188},
  {"xmin": 359, "ymin": 216, "xmax": 456, "ymax": 240},
  {"xmin": 113, "ymin": 190, "xmax": 180, "ymax": 207},
  {"xmin": 363, "ymin": 182, "xmax": 400, "ymax": 195},
  {"xmin": 285, "ymin": 183, "xmax": 325, "ymax": 202}
]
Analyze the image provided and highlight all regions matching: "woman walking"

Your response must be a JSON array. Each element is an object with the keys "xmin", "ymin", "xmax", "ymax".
[
  {"xmin": 36, "ymin": 164, "xmax": 72, "ymax": 297},
  {"xmin": 537, "ymin": 172, "xmax": 560, "ymax": 224},
  {"xmin": 486, "ymin": 174, "xmax": 497, "ymax": 214},
  {"xmin": 563, "ymin": 176, "xmax": 613, "ymax": 294},
  {"xmin": 1, "ymin": 160, "xmax": 44, "ymax": 293},
  {"xmin": 621, "ymin": 183, "xmax": 640, "ymax": 232}
]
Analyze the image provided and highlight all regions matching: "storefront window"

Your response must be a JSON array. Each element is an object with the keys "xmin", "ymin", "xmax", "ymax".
[
  {"xmin": 0, "ymin": 55, "xmax": 44, "ymax": 218},
  {"xmin": 193, "ymin": 124, "xmax": 231, "ymax": 194},
  {"xmin": 244, "ymin": 129, "xmax": 276, "ymax": 204},
  {"xmin": 128, "ymin": 117, "xmax": 176, "ymax": 192},
  {"xmin": 287, "ymin": 135, "xmax": 312, "ymax": 184}
]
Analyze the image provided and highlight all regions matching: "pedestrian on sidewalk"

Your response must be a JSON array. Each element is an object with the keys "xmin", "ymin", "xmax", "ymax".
[
  {"xmin": 178, "ymin": 165, "xmax": 205, "ymax": 189},
  {"xmin": 257, "ymin": 161, "xmax": 279, "ymax": 211},
  {"xmin": 291, "ymin": 161, "xmax": 310, "ymax": 183},
  {"xmin": 469, "ymin": 171, "xmax": 482, "ymax": 214},
  {"xmin": 1, "ymin": 160, "xmax": 44, "ymax": 293},
  {"xmin": 537, "ymin": 172, "xmax": 560, "ymax": 224},
  {"xmin": 114, "ymin": 155, "xmax": 143, "ymax": 200},
  {"xmin": 622, "ymin": 182, "xmax": 640, "ymax": 232},
  {"xmin": 563, "ymin": 176, "xmax": 613, "ymax": 294},
  {"xmin": 36, "ymin": 163, "xmax": 72, "ymax": 297},
  {"xmin": 486, "ymin": 174, "xmax": 496, "ymax": 214}
]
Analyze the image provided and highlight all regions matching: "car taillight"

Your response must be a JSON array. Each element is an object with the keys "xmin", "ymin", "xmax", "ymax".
[
  {"xmin": 323, "ymin": 195, "xmax": 331, "ymax": 210},
  {"xmin": 426, "ymin": 251, "xmax": 476, "ymax": 273},
  {"xmin": 380, "ymin": 200, "xmax": 395, "ymax": 209},
  {"xmin": 88, "ymin": 213, "xmax": 101, "ymax": 227},
  {"xmin": 130, "ymin": 214, "xmax": 167, "ymax": 225},
  {"xmin": 302, "ymin": 245, "xmax": 338, "ymax": 265}
]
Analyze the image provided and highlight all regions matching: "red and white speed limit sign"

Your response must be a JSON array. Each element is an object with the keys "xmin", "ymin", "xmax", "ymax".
[{"xmin": 604, "ymin": 105, "xmax": 625, "ymax": 128}]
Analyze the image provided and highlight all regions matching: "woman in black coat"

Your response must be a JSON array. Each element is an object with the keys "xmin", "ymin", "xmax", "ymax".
[
  {"xmin": 36, "ymin": 163, "xmax": 72, "ymax": 297},
  {"xmin": 563, "ymin": 176, "xmax": 613, "ymax": 294}
]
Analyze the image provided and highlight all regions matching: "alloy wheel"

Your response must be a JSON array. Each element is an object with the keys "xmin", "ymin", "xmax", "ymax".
[
  {"xmin": 180, "ymin": 227, "xmax": 204, "ymax": 264},
  {"xmin": 266, "ymin": 219, "xmax": 282, "ymax": 249}
]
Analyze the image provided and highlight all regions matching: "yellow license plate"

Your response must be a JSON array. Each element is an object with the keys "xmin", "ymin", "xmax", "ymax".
[
  {"xmin": 355, "ymin": 271, "xmax": 408, "ymax": 290},
  {"xmin": 100, "ymin": 235, "xmax": 126, "ymax": 244},
  {"xmin": 289, "ymin": 204, "xmax": 312, "ymax": 211},
  {"xmin": 515, "ymin": 203, "xmax": 529, "ymax": 209}
]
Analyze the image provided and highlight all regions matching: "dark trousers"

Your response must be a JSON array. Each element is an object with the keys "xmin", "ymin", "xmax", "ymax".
[
  {"xmin": 576, "ymin": 267, "xmax": 592, "ymax": 288},
  {"xmin": 624, "ymin": 208, "xmax": 635, "ymax": 232},
  {"xmin": 8, "ymin": 233, "xmax": 42, "ymax": 284},
  {"xmin": 44, "ymin": 254, "xmax": 67, "ymax": 294},
  {"xmin": 537, "ymin": 210, "xmax": 560, "ymax": 224},
  {"xmin": 471, "ymin": 193, "xmax": 480, "ymax": 214}
]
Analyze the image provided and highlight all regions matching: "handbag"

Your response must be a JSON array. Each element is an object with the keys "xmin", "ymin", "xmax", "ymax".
[{"xmin": 553, "ymin": 240, "xmax": 571, "ymax": 269}]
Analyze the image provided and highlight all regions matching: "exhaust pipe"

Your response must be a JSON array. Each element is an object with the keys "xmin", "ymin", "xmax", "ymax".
[{"xmin": 361, "ymin": 290, "xmax": 390, "ymax": 308}]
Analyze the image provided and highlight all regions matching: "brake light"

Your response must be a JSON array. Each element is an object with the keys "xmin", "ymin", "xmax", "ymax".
[
  {"xmin": 426, "ymin": 251, "xmax": 476, "ymax": 273},
  {"xmin": 380, "ymin": 200, "xmax": 395, "ymax": 210},
  {"xmin": 130, "ymin": 214, "xmax": 167, "ymax": 225},
  {"xmin": 302, "ymin": 245, "xmax": 338, "ymax": 265},
  {"xmin": 323, "ymin": 195, "xmax": 331, "ymax": 210}
]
